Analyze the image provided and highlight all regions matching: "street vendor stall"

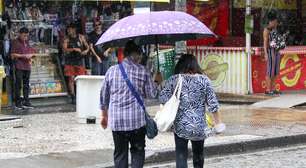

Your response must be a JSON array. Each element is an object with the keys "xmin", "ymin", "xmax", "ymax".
[{"xmin": 0, "ymin": 0, "xmax": 137, "ymax": 106}]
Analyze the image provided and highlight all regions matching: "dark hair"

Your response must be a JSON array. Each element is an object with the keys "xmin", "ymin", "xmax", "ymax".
[
  {"xmin": 67, "ymin": 23, "xmax": 77, "ymax": 29},
  {"xmin": 124, "ymin": 40, "xmax": 142, "ymax": 57},
  {"xmin": 174, "ymin": 54, "xmax": 203, "ymax": 74},
  {"xmin": 93, "ymin": 18, "xmax": 102, "ymax": 26},
  {"xmin": 19, "ymin": 27, "xmax": 29, "ymax": 33},
  {"xmin": 267, "ymin": 11, "xmax": 278, "ymax": 22},
  {"xmin": 277, "ymin": 22, "xmax": 288, "ymax": 34}
]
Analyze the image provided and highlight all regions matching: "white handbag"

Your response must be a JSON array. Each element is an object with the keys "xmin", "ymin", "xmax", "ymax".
[{"xmin": 155, "ymin": 75, "xmax": 183, "ymax": 132}]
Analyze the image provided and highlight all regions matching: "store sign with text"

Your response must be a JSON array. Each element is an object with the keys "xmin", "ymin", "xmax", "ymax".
[{"xmin": 252, "ymin": 54, "xmax": 306, "ymax": 93}]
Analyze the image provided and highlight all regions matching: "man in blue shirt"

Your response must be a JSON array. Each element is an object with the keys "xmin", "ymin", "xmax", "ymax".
[{"xmin": 100, "ymin": 41, "xmax": 160, "ymax": 168}]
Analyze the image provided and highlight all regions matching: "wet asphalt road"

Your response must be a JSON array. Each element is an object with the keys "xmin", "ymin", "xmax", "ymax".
[{"xmin": 145, "ymin": 144, "xmax": 306, "ymax": 168}]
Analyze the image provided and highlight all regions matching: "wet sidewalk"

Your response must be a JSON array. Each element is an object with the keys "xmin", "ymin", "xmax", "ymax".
[{"xmin": 1, "ymin": 104, "xmax": 306, "ymax": 168}]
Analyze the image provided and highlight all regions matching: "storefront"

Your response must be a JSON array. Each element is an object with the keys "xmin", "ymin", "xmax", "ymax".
[
  {"xmin": 186, "ymin": 0, "xmax": 306, "ymax": 94},
  {"xmin": 0, "ymin": 0, "xmax": 136, "ymax": 107}
]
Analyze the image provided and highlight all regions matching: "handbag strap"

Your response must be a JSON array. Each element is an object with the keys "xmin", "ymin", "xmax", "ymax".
[
  {"xmin": 173, "ymin": 75, "xmax": 183, "ymax": 99},
  {"xmin": 118, "ymin": 63, "xmax": 148, "ymax": 116}
]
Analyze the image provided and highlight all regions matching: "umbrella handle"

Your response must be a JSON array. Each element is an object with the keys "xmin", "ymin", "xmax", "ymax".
[{"xmin": 155, "ymin": 36, "xmax": 160, "ymax": 72}]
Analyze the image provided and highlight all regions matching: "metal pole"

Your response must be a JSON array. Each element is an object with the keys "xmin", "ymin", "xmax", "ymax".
[
  {"xmin": 246, "ymin": 0, "xmax": 252, "ymax": 94},
  {"xmin": 175, "ymin": 0, "xmax": 187, "ymax": 55}
]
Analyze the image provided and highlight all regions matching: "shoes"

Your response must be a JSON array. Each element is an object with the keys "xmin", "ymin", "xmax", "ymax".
[
  {"xmin": 273, "ymin": 90, "xmax": 282, "ymax": 95},
  {"xmin": 22, "ymin": 102, "xmax": 34, "ymax": 109},
  {"xmin": 15, "ymin": 105, "xmax": 24, "ymax": 110},
  {"xmin": 264, "ymin": 91, "xmax": 274, "ymax": 95}
]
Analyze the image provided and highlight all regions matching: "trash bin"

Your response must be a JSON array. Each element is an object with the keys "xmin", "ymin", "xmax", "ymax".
[
  {"xmin": 75, "ymin": 75, "xmax": 105, "ymax": 124},
  {"xmin": 0, "ymin": 66, "xmax": 6, "ymax": 113}
]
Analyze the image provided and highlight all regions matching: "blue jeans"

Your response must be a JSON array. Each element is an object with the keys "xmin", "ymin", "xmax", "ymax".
[
  {"xmin": 91, "ymin": 60, "xmax": 109, "ymax": 75},
  {"xmin": 175, "ymin": 133, "xmax": 205, "ymax": 168}
]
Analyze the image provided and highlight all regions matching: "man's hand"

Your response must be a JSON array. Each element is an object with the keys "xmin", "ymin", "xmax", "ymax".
[
  {"xmin": 25, "ymin": 54, "xmax": 34, "ymax": 59},
  {"xmin": 101, "ymin": 115, "xmax": 108, "ymax": 129},
  {"xmin": 81, "ymin": 50, "xmax": 89, "ymax": 56}
]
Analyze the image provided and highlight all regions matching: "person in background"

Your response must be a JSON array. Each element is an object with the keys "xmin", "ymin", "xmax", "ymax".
[
  {"xmin": 88, "ymin": 20, "xmax": 110, "ymax": 75},
  {"xmin": 263, "ymin": 12, "xmax": 280, "ymax": 95},
  {"xmin": 11, "ymin": 27, "xmax": 35, "ymax": 110},
  {"xmin": 159, "ymin": 54, "xmax": 223, "ymax": 168},
  {"xmin": 100, "ymin": 41, "xmax": 161, "ymax": 168},
  {"xmin": 62, "ymin": 23, "xmax": 89, "ymax": 104}
]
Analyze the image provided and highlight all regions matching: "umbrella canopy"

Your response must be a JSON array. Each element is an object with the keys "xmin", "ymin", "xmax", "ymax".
[{"xmin": 96, "ymin": 11, "xmax": 216, "ymax": 47}]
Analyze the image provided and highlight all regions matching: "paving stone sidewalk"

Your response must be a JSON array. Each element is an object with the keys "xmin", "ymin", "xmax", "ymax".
[{"xmin": 1, "ymin": 104, "xmax": 306, "ymax": 168}]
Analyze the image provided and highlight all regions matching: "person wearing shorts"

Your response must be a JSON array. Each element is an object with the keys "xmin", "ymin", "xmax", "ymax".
[{"xmin": 63, "ymin": 23, "xmax": 89, "ymax": 103}]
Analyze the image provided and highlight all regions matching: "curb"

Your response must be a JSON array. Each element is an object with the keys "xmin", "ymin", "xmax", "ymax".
[
  {"xmin": 216, "ymin": 93, "xmax": 270, "ymax": 104},
  {"xmin": 1, "ymin": 104, "xmax": 76, "ymax": 115},
  {"xmin": 0, "ymin": 95, "xmax": 264, "ymax": 116},
  {"xmin": 104, "ymin": 134, "xmax": 306, "ymax": 168},
  {"xmin": 0, "ymin": 117, "xmax": 23, "ymax": 130}
]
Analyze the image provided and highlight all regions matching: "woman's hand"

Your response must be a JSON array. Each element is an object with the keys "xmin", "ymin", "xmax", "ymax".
[
  {"xmin": 212, "ymin": 111, "xmax": 226, "ymax": 133},
  {"xmin": 264, "ymin": 53, "xmax": 269, "ymax": 61},
  {"xmin": 154, "ymin": 72, "xmax": 163, "ymax": 85}
]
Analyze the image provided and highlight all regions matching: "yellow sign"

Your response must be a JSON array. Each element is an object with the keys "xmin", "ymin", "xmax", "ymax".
[
  {"xmin": 0, "ymin": 0, "xmax": 3, "ymax": 16},
  {"xmin": 234, "ymin": 0, "xmax": 297, "ymax": 9},
  {"xmin": 280, "ymin": 54, "xmax": 302, "ymax": 87},
  {"xmin": 201, "ymin": 54, "xmax": 229, "ymax": 87}
]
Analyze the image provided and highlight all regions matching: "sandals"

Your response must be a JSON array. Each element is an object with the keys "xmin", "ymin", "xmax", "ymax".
[
  {"xmin": 264, "ymin": 90, "xmax": 282, "ymax": 96},
  {"xmin": 273, "ymin": 90, "xmax": 282, "ymax": 95},
  {"xmin": 264, "ymin": 91, "xmax": 274, "ymax": 95}
]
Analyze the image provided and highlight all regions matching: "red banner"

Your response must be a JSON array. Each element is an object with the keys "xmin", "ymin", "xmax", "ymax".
[
  {"xmin": 252, "ymin": 54, "xmax": 306, "ymax": 93},
  {"xmin": 186, "ymin": 0, "xmax": 229, "ymax": 46}
]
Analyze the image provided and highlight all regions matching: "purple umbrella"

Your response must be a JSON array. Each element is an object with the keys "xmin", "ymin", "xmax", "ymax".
[{"xmin": 96, "ymin": 11, "xmax": 216, "ymax": 47}]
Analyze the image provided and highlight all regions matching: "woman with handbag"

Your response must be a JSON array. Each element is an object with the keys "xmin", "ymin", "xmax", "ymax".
[
  {"xmin": 263, "ymin": 11, "xmax": 283, "ymax": 95},
  {"xmin": 159, "ymin": 54, "xmax": 223, "ymax": 168}
]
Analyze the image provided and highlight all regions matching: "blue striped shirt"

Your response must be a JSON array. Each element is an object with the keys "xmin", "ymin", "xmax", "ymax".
[{"xmin": 100, "ymin": 58, "xmax": 158, "ymax": 131}]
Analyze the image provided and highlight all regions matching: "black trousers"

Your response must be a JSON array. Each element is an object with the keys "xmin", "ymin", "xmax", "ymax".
[
  {"xmin": 175, "ymin": 133, "xmax": 205, "ymax": 168},
  {"xmin": 15, "ymin": 69, "xmax": 31, "ymax": 106},
  {"xmin": 112, "ymin": 127, "xmax": 146, "ymax": 168}
]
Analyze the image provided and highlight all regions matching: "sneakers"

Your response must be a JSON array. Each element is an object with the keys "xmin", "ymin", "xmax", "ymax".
[{"xmin": 22, "ymin": 102, "xmax": 34, "ymax": 109}]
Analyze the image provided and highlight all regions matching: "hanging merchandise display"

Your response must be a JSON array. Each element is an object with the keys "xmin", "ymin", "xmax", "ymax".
[
  {"xmin": 2, "ymin": 0, "xmax": 137, "ymax": 100},
  {"xmin": 5, "ymin": 1, "xmax": 67, "ymax": 98},
  {"xmin": 152, "ymin": 49, "xmax": 176, "ymax": 80}
]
